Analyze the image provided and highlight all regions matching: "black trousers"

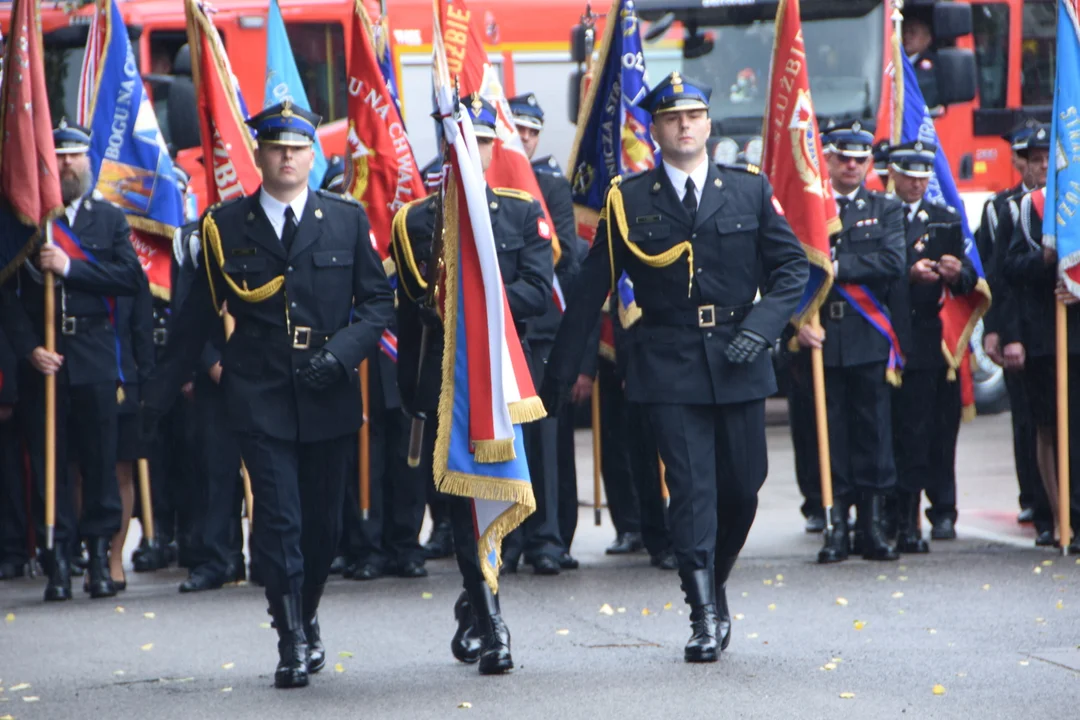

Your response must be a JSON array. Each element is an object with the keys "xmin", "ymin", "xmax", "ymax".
[
  {"xmin": 343, "ymin": 406, "xmax": 425, "ymax": 566},
  {"xmin": 505, "ymin": 340, "xmax": 564, "ymax": 563},
  {"xmin": 647, "ymin": 401, "xmax": 766, "ymax": 571},
  {"xmin": 19, "ymin": 370, "xmax": 121, "ymax": 544},
  {"xmin": 237, "ymin": 432, "xmax": 351, "ymax": 599},
  {"xmin": 1004, "ymin": 369, "xmax": 1049, "ymax": 520},
  {"xmin": 450, "ymin": 495, "xmax": 484, "ymax": 589},
  {"xmin": 892, "ymin": 367, "xmax": 961, "ymax": 521},
  {"xmin": 0, "ymin": 415, "xmax": 27, "ymax": 563},
  {"xmin": 825, "ymin": 362, "xmax": 896, "ymax": 503},
  {"xmin": 786, "ymin": 351, "xmax": 822, "ymax": 517},
  {"xmin": 146, "ymin": 392, "xmax": 197, "ymax": 544},
  {"xmin": 186, "ymin": 377, "xmax": 243, "ymax": 575},
  {"xmin": 1024, "ymin": 355, "xmax": 1080, "ymax": 528},
  {"xmin": 556, "ymin": 401, "xmax": 579, "ymax": 552}
]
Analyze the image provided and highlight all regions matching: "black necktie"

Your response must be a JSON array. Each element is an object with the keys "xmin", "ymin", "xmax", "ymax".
[
  {"xmin": 282, "ymin": 206, "xmax": 297, "ymax": 254},
  {"xmin": 904, "ymin": 207, "xmax": 912, "ymax": 233},
  {"xmin": 683, "ymin": 177, "xmax": 697, "ymax": 222},
  {"xmin": 836, "ymin": 197, "xmax": 850, "ymax": 216}
]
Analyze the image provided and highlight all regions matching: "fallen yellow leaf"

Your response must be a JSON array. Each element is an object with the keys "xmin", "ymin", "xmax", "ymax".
[
  {"xmin": 339, "ymin": 651, "xmax": 355, "ymax": 658},
  {"xmin": 555, "ymin": 629, "xmax": 569, "ymax": 635},
  {"xmin": 3, "ymin": 614, "xmax": 13, "ymax": 623},
  {"xmin": 1033, "ymin": 567, "xmax": 1043, "ymax": 574},
  {"xmin": 221, "ymin": 687, "xmax": 233, "ymax": 693},
  {"xmin": 141, "ymin": 643, "xmax": 153, "ymax": 651},
  {"xmin": 891, "ymin": 592, "xmax": 904, "ymax": 599},
  {"xmin": 832, "ymin": 657, "xmax": 843, "ymax": 663},
  {"xmin": 839, "ymin": 692, "xmax": 855, "ymax": 699},
  {"xmin": 932, "ymin": 684, "xmax": 946, "ymax": 696},
  {"xmin": 763, "ymin": 579, "xmax": 773, "ymax": 586},
  {"xmin": 767, "ymin": 604, "xmax": 776, "ymax": 611},
  {"xmin": 9, "ymin": 685, "xmax": 29, "ymax": 693},
  {"xmin": 258, "ymin": 622, "xmax": 272, "ymax": 630},
  {"xmin": 616, "ymin": 607, "xmax": 626, "ymax": 613},
  {"xmin": 734, "ymin": 613, "xmax": 745, "ymax": 620},
  {"xmin": 22, "ymin": 696, "xmax": 39, "ymax": 703},
  {"xmin": 115, "ymin": 606, "xmax": 125, "ymax": 613},
  {"xmin": 853, "ymin": 620, "xmax": 866, "ymax": 631},
  {"xmin": 1019, "ymin": 660, "xmax": 1030, "ymax": 666},
  {"xmin": 776, "ymin": 574, "xmax": 784, "ymax": 581},
  {"xmin": 222, "ymin": 663, "xmax": 235, "ymax": 670},
  {"xmin": 0, "ymin": 714, "xmax": 12, "ymax": 720},
  {"xmin": 144, "ymin": 612, "xmax": 155, "ymax": 620},
  {"xmin": 113, "ymin": 670, "xmax": 125, "ymax": 676},
  {"xmin": 641, "ymin": 608, "xmax": 651, "ymax": 616},
  {"xmin": 741, "ymin": 592, "xmax": 749, "ymax": 598},
  {"xmin": 663, "ymin": 602, "xmax": 673, "ymax": 610},
  {"xmin": 599, "ymin": 604, "xmax": 614, "ymax": 616},
  {"xmin": 458, "ymin": 702, "xmax": 473, "ymax": 709},
  {"xmin": 747, "ymin": 633, "xmax": 758, "ymax": 639},
  {"xmin": 1036, "ymin": 617, "xmax": 1046, "ymax": 623},
  {"xmin": 1056, "ymin": 600, "xmax": 1064, "ymax": 610},
  {"xmin": 1042, "ymin": 560, "xmax": 1053, "ymax": 567},
  {"xmin": 1053, "ymin": 574, "xmax": 1066, "ymax": 580},
  {"xmin": 877, "ymin": 575, "xmax": 887, "ymax": 581},
  {"xmin": 334, "ymin": 663, "xmax": 345, "ymax": 673},
  {"xmin": 929, "ymin": 629, "xmax": 938, "ymax": 635},
  {"xmin": 823, "ymin": 663, "xmax": 837, "ymax": 671},
  {"xmin": 982, "ymin": 584, "xmax": 991, "ymax": 590},
  {"xmin": 835, "ymin": 597, "xmax": 849, "ymax": 606},
  {"xmin": 956, "ymin": 672, "xmax": 967, "ymax": 677},
  {"xmin": 421, "ymin": 592, "xmax": 433, "ymax": 600},
  {"xmin": 899, "ymin": 565, "xmax": 907, "ymax": 571}
]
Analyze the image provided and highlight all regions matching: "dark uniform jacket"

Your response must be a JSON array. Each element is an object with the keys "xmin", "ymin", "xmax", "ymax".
[
  {"xmin": 894, "ymin": 200, "xmax": 977, "ymax": 370},
  {"xmin": 1003, "ymin": 191, "xmax": 1080, "ymax": 357},
  {"xmin": 394, "ymin": 187, "xmax": 554, "ymax": 414},
  {"xmin": 1, "ymin": 193, "xmax": 143, "ymax": 386},
  {"xmin": 116, "ymin": 272, "xmax": 156, "ymax": 412},
  {"xmin": 144, "ymin": 189, "xmax": 395, "ymax": 442},
  {"xmin": 977, "ymin": 183, "xmax": 1026, "ymax": 340},
  {"xmin": 547, "ymin": 162, "xmax": 809, "ymax": 405},
  {"xmin": 822, "ymin": 187, "xmax": 906, "ymax": 368},
  {"xmin": 528, "ymin": 157, "xmax": 584, "ymax": 344}
]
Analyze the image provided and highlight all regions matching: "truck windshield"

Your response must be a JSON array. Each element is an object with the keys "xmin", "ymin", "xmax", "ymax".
[{"xmin": 646, "ymin": 3, "xmax": 883, "ymax": 131}]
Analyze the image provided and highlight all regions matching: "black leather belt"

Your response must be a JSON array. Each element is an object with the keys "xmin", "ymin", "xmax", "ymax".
[
  {"xmin": 641, "ymin": 304, "xmax": 752, "ymax": 329},
  {"xmin": 153, "ymin": 328, "xmax": 168, "ymax": 346},
  {"xmin": 233, "ymin": 321, "xmax": 333, "ymax": 350},
  {"xmin": 60, "ymin": 315, "xmax": 113, "ymax": 336}
]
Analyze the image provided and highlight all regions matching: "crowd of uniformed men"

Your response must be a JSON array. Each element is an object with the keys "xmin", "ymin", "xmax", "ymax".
[{"xmin": 0, "ymin": 65, "xmax": 1078, "ymax": 683}]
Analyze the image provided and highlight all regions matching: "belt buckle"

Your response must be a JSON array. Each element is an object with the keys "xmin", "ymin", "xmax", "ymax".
[
  {"xmin": 61, "ymin": 316, "xmax": 76, "ymax": 336},
  {"xmin": 829, "ymin": 302, "xmax": 844, "ymax": 320},
  {"xmin": 153, "ymin": 328, "xmax": 167, "ymax": 346},
  {"xmin": 292, "ymin": 326, "xmax": 312, "ymax": 350},
  {"xmin": 698, "ymin": 304, "xmax": 716, "ymax": 328}
]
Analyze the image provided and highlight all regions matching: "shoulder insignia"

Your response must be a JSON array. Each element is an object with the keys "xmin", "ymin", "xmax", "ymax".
[
  {"xmin": 718, "ymin": 162, "xmax": 760, "ymax": 175},
  {"xmin": 617, "ymin": 169, "xmax": 648, "ymax": 185},
  {"xmin": 492, "ymin": 187, "xmax": 536, "ymax": 203},
  {"xmin": 206, "ymin": 195, "xmax": 244, "ymax": 218},
  {"xmin": 316, "ymin": 188, "xmax": 360, "ymax": 205}
]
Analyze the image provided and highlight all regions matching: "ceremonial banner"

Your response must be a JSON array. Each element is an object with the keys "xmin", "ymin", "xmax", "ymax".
[
  {"xmin": 897, "ymin": 50, "xmax": 991, "ymax": 413},
  {"xmin": 566, "ymin": 0, "xmax": 656, "ymax": 244},
  {"xmin": 265, "ymin": 0, "xmax": 328, "ymax": 189},
  {"xmin": 345, "ymin": 0, "xmax": 426, "ymax": 272},
  {"xmin": 761, "ymin": 0, "xmax": 839, "ymax": 328},
  {"xmin": 432, "ymin": 24, "xmax": 537, "ymax": 591},
  {"xmin": 371, "ymin": 3, "xmax": 405, "ymax": 116},
  {"xmin": 0, "ymin": 0, "xmax": 64, "ymax": 281},
  {"xmin": 79, "ymin": 0, "xmax": 185, "ymax": 298},
  {"xmin": 1044, "ymin": 0, "xmax": 1080, "ymax": 298},
  {"xmin": 185, "ymin": 0, "xmax": 261, "ymax": 206}
]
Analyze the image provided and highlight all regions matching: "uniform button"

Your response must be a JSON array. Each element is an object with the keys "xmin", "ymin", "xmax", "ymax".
[
  {"xmin": 706, "ymin": 332, "xmax": 713, "ymax": 338},
  {"xmin": 736, "ymin": 223, "xmax": 742, "ymax": 229},
  {"xmin": 332, "ymin": 256, "xmax": 337, "ymax": 262},
  {"xmin": 291, "ymin": 302, "xmax": 297, "ymax": 309},
  {"xmin": 696, "ymin": 268, "xmax": 703, "ymax": 274},
  {"xmin": 692, "ymin": 233, "xmax": 697, "ymax": 239},
  {"xmin": 288, "ymin": 266, "xmax": 294, "ymax": 272}
]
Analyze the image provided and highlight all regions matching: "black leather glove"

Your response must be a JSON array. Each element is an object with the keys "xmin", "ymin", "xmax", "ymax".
[
  {"xmin": 539, "ymin": 374, "xmax": 571, "ymax": 416},
  {"xmin": 725, "ymin": 329, "xmax": 770, "ymax": 365},
  {"xmin": 298, "ymin": 348, "xmax": 346, "ymax": 391},
  {"xmin": 137, "ymin": 402, "xmax": 161, "ymax": 444}
]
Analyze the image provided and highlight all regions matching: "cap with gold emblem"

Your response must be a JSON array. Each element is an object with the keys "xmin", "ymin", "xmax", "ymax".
[
  {"xmin": 508, "ymin": 93, "xmax": 544, "ymax": 130},
  {"xmin": 245, "ymin": 100, "xmax": 322, "ymax": 147},
  {"xmin": 637, "ymin": 71, "xmax": 711, "ymax": 116},
  {"xmin": 465, "ymin": 93, "xmax": 498, "ymax": 139}
]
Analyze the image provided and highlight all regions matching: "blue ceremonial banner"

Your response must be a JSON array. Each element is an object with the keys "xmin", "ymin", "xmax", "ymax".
[
  {"xmin": 374, "ymin": 14, "xmax": 404, "ymax": 118},
  {"xmin": 1044, "ymin": 0, "xmax": 1080, "ymax": 297},
  {"xmin": 265, "ymin": 0, "xmax": 328, "ymax": 189},
  {"xmin": 83, "ymin": 0, "xmax": 184, "ymax": 238},
  {"xmin": 899, "ymin": 52, "xmax": 983, "ymax": 276},
  {"xmin": 567, "ymin": 0, "xmax": 657, "ymax": 229}
]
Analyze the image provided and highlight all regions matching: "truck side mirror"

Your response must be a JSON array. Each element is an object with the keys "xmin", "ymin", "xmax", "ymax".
[
  {"xmin": 567, "ymin": 68, "xmax": 584, "ymax": 125},
  {"xmin": 570, "ymin": 24, "xmax": 590, "ymax": 64},
  {"xmin": 935, "ymin": 48, "xmax": 977, "ymax": 105},
  {"xmin": 932, "ymin": 2, "xmax": 972, "ymax": 43}
]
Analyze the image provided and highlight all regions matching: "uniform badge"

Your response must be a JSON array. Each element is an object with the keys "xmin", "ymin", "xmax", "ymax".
[
  {"xmin": 914, "ymin": 234, "xmax": 928, "ymax": 253},
  {"xmin": 855, "ymin": 198, "xmax": 866, "ymax": 210},
  {"xmin": 919, "ymin": 58, "xmax": 933, "ymax": 70},
  {"xmin": 489, "ymin": 201, "xmax": 498, "ymax": 210},
  {"xmin": 247, "ymin": 212, "xmax": 255, "ymax": 222},
  {"xmin": 771, "ymin": 196, "xmax": 785, "ymax": 215},
  {"xmin": 315, "ymin": 208, "xmax": 324, "ymax": 219},
  {"xmin": 652, "ymin": 182, "xmax": 661, "ymax": 192},
  {"xmin": 537, "ymin": 218, "xmax": 551, "ymax": 240},
  {"xmin": 713, "ymin": 178, "xmax": 722, "ymax": 188},
  {"xmin": 917, "ymin": 209, "xmax": 929, "ymax": 223},
  {"xmin": 83, "ymin": 199, "xmax": 92, "ymax": 211}
]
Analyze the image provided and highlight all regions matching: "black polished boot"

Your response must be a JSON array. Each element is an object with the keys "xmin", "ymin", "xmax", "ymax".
[
  {"xmin": 714, "ymin": 555, "xmax": 738, "ymax": 652},
  {"xmin": 895, "ymin": 492, "xmax": 929, "ymax": 554},
  {"xmin": 469, "ymin": 583, "xmax": 513, "ymax": 674},
  {"xmin": 132, "ymin": 536, "xmax": 167, "ymax": 573},
  {"xmin": 680, "ymin": 568, "xmax": 718, "ymax": 663},
  {"xmin": 86, "ymin": 537, "xmax": 118, "ymax": 599},
  {"xmin": 270, "ymin": 592, "xmax": 309, "ymax": 689},
  {"xmin": 302, "ymin": 584, "xmax": 326, "ymax": 674},
  {"xmin": 817, "ymin": 507, "xmax": 849, "ymax": 564},
  {"xmin": 451, "ymin": 590, "xmax": 482, "ymax": 663},
  {"xmin": 861, "ymin": 493, "xmax": 899, "ymax": 561},
  {"xmin": 423, "ymin": 519, "xmax": 455, "ymax": 559},
  {"xmin": 42, "ymin": 546, "xmax": 73, "ymax": 602}
]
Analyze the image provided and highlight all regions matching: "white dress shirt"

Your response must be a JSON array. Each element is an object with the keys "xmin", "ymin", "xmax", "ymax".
[
  {"xmin": 260, "ymin": 186, "xmax": 309, "ymax": 241},
  {"xmin": 663, "ymin": 159, "xmax": 709, "ymax": 209},
  {"xmin": 906, "ymin": 200, "xmax": 922, "ymax": 224}
]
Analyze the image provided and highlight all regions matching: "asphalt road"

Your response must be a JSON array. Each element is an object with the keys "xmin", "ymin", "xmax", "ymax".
[{"xmin": 1, "ymin": 412, "xmax": 1078, "ymax": 719}]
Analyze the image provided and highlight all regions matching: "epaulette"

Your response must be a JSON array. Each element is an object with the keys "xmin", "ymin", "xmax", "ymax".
[
  {"xmin": 532, "ymin": 155, "xmax": 563, "ymax": 175},
  {"xmin": 205, "ymin": 195, "xmax": 244, "ymax": 217},
  {"xmin": 719, "ymin": 162, "xmax": 760, "ymax": 175},
  {"xmin": 317, "ymin": 188, "xmax": 360, "ymax": 205},
  {"xmin": 492, "ymin": 187, "xmax": 536, "ymax": 203},
  {"xmin": 613, "ymin": 170, "xmax": 648, "ymax": 187}
]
